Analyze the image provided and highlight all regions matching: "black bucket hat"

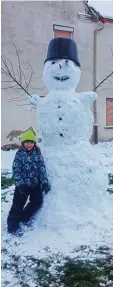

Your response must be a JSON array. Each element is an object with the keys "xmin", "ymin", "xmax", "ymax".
[{"xmin": 44, "ymin": 37, "xmax": 80, "ymax": 67}]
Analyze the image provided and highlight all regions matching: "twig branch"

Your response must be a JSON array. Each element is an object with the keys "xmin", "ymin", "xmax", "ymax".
[
  {"xmin": 26, "ymin": 61, "xmax": 33, "ymax": 90},
  {"xmin": 15, "ymin": 103, "xmax": 31, "ymax": 107},
  {"xmin": 1, "ymin": 43, "xmax": 33, "ymax": 98},
  {"xmin": 11, "ymin": 42, "xmax": 22, "ymax": 84},
  {"xmin": 7, "ymin": 96, "xmax": 28, "ymax": 103},
  {"xmin": 2, "ymin": 69, "xmax": 31, "ymax": 95},
  {"xmin": 6, "ymin": 57, "xmax": 16, "ymax": 79},
  {"xmin": 2, "ymin": 80, "xmax": 14, "ymax": 83},
  {"xmin": 2, "ymin": 85, "xmax": 19, "ymax": 90},
  {"xmin": 26, "ymin": 106, "xmax": 36, "ymax": 112},
  {"xmin": 94, "ymin": 71, "xmax": 113, "ymax": 91}
]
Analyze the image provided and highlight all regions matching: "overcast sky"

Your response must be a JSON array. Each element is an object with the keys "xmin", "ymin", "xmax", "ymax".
[{"xmin": 88, "ymin": 1, "xmax": 113, "ymax": 18}]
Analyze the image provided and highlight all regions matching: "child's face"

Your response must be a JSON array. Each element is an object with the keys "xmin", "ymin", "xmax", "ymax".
[{"xmin": 24, "ymin": 141, "xmax": 35, "ymax": 151}]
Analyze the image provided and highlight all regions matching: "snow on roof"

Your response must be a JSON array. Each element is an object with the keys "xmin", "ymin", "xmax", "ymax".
[{"xmin": 87, "ymin": 0, "xmax": 113, "ymax": 21}]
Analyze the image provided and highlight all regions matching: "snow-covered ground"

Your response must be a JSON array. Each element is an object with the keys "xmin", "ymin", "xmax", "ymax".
[
  {"xmin": 1, "ymin": 141, "xmax": 113, "ymax": 254},
  {"xmin": 1, "ymin": 141, "xmax": 113, "ymax": 286}
]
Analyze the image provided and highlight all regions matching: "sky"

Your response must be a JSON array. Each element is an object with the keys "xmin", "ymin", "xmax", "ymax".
[{"xmin": 88, "ymin": 0, "xmax": 113, "ymax": 18}]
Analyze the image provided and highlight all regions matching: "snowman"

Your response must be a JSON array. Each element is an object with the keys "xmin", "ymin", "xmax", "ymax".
[{"xmin": 29, "ymin": 38, "xmax": 112, "ymax": 240}]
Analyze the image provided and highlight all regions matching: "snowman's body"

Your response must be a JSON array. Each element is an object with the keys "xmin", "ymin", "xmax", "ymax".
[
  {"xmin": 29, "ymin": 55, "xmax": 112, "ymax": 234},
  {"xmin": 35, "ymin": 90, "xmax": 95, "ymax": 146}
]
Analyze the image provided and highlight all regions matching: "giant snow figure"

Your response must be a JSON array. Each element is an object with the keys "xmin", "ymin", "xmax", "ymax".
[{"xmin": 29, "ymin": 38, "xmax": 112, "ymax": 242}]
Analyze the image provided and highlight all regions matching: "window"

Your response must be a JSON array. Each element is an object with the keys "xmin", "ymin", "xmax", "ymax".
[
  {"xmin": 106, "ymin": 98, "xmax": 113, "ymax": 127},
  {"xmin": 53, "ymin": 24, "xmax": 74, "ymax": 39}
]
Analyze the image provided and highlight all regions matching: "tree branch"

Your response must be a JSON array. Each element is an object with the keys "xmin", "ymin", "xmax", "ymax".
[
  {"xmin": 11, "ymin": 42, "xmax": 22, "ymax": 85},
  {"xmin": 1, "ymin": 43, "xmax": 33, "ymax": 98},
  {"xmin": 94, "ymin": 71, "xmax": 113, "ymax": 91}
]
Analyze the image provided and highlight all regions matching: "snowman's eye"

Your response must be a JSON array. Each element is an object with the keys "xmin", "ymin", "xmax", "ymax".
[
  {"xmin": 52, "ymin": 61, "xmax": 56, "ymax": 64},
  {"xmin": 66, "ymin": 60, "xmax": 68, "ymax": 63}
]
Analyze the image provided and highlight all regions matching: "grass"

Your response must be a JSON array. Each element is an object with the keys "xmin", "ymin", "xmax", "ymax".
[
  {"xmin": 60, "ymin": 258, "xmax": 113, "ymax": 287},
  {"xmin": 61, "ymin": 261, "xmax": 101, "ymax": 287},
  {"xmin": 1, "ymin": 176, "xmax": 14, "ymax": 189},
  {"xmin": 1, "ymin": 174, "xmax": 113, "ymax": 286},
  {"xmin": 2, "ymin": 251, "xmax": 113, "ymax": 287}
]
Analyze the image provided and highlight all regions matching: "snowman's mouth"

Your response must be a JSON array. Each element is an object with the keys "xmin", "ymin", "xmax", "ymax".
[{"xmin": 53, "ymin": 76, "xmax": 69, "ymax": 82}]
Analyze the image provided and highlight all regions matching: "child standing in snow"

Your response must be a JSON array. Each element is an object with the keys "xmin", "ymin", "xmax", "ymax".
[{"xmin": 7, "ymin": 130, "xmax": 50, "ymax": 233}]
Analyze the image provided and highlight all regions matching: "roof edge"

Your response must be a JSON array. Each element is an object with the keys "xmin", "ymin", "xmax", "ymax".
[
  {"xmin": 84, "ymin": 1, "xmax": 113, "ymax": 23},
  {"xmin": 102, "ymin": 16, "xmax": 113, "ymax": 23}
]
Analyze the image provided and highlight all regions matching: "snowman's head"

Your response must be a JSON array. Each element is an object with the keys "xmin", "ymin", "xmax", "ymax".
[
  {"xmin": 43, "ymin": 59, "xmax": 81, "ymax": 92},
  {"xmin": 43, "ymin": 38, "xmax": 81, "ymax": 92}
]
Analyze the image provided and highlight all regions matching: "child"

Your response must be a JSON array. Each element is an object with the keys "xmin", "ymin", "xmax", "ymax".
[{"xmin": 7, "ymin": 130, "xmax": 50, "ymax": 233}]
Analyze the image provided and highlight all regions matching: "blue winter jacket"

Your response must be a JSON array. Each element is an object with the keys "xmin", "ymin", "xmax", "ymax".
[{"xmin": 12, "ymin": 146, "xmax": 50, "ymax": 192}]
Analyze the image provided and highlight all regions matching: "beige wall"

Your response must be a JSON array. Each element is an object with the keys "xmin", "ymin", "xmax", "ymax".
[
  {"xmin": 96, "ymin": 23, "xmax": 113, "ymax": 141},
  {"xmin": 1, "ymin": 1, "xmax": 113, "ymax": 145}
]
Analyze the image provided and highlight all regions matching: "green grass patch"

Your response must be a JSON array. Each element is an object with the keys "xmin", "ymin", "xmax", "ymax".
[
  {"xmin": 34, "ymin": 256, "xmax": 113, "ymax": 287},
  {"xmin": 60, "ymin": 258, "xmax": 113, "ymax": 287},
  {"xmin": 1, "ymin": 176, "xmax": 14, "ymax": 189},
  {"xmin": 2, "ymin": 247, "xmax": 113, "ymax": 287},
  {"xmin": 61, "ymin": 260, "xmax": 100, "ymax": 287}
]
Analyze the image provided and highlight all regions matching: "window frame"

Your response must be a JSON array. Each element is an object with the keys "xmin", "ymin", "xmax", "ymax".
[{"xmin": 105, "ymin": 97, "xmax": 113, "ymax": 129}]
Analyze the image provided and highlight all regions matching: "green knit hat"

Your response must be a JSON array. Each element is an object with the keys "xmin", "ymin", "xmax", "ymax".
[{"xmin": 20, "ymin": 130, "xmax": 37, "ymax": 143}]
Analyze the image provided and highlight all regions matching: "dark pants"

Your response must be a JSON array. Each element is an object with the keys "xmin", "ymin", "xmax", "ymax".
[{"xmin": 7, "ymin": 184, "xmax": 43, "ymax": 233}]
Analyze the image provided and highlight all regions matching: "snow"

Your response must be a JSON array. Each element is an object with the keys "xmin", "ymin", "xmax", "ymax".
[
  {"xmin": 1, "ymin": 58, "xmax": 113, "ymax": 260},
  {"xmin": 1, "ymin": 56, "xmax": 113, "ymax": 286},
  {"xmin": 43, "ymin": 59, "xmax": 81, "ymax": 91},
  {"xmin": 1, "ymin": 141, "xmax": 113, "ymax": 261},
  {"xmin": 26, "ymin": 59, "xmax": 113, "ymax": 257},
  {"xmin": 1, "ymin": 150, "xmax": 16, "ymax": 174},
  {"xmin": 88, "ymin": 0, "xmax": 113, "ymax": 19}
]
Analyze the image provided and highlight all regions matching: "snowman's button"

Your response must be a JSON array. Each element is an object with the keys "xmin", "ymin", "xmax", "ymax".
[
  {"xmin": 59, "ymin": 133, "xmax": 64, "ymax": 137},
  {"xmin": 58, "ymin": 105, "xmax": 61, "ymax": 108},
  {"xmin": 59, "ymin": 117, "xmax": 62, "ymax": 121}
]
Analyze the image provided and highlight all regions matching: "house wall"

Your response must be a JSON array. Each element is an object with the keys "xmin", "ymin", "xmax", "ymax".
[
  {"xmin": 96, "ymin": 23, "xmax": 113, "ymax": 141},
  {"xmin": 1, "ymin": 1, "xmax": 113, "ymax": 146}
]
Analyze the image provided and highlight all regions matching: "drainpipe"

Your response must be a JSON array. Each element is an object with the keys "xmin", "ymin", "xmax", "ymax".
[
  {"xmin": 78, "ymin": 3, "xmax": 105, "ymax": 143},
  {"xmin": 93, "ymin": 22, "xmax": 104, "ymax": 144}
]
